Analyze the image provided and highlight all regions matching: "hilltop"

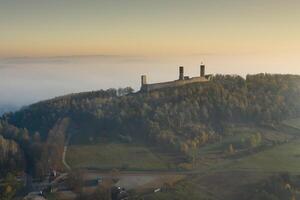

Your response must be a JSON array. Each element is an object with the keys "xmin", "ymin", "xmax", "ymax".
[
  {"xmin": 1, "ymin": 73, "xmax": 300, "ymax": 199},
  {"xmin": 6, "ymin": 73, "xmax": 300, "ymax": 139}
]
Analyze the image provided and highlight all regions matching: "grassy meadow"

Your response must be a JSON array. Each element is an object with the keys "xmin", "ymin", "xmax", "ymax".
[
  {"xmin": 228, "ymin": 118, "xmax": 300, "ymax": 173},
  {"xmin": 229, "ymin": 139, "xmax": 300, "ymax": 173},
  {"xmin": 65, "ymin": 119, "xmax": 300, "ymax": 199},
  {"xmin": 66, "ymin": 141, "xmax": 176, "ymax": 170},
  {"xmin": 65, "ymin": 121, "xmax": 183, "ymax": 171},
  {"xmin": 283, "ymin": 118, "xmax": 300, "ymax": 130},
  {"xmin": 144, "ymin": 121, "xmax": 300, "ymax": 200},
  {"xmin": 66, "ymin": 121, "xmax": 300, "ymax": 172}
]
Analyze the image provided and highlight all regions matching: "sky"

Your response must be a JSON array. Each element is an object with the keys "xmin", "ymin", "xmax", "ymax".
[
  {"xmin": 1, "ymin": 0, "xmax": 300, "ymax": 57},
  {"xmin": 0, "ymin": 0, "xmax": 300, "ymax": 108}
]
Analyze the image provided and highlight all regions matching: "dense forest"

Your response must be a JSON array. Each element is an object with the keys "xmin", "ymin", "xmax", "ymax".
[{"xmin": 1, "ymin": 74, "xmax": 300, "ymax": 181}]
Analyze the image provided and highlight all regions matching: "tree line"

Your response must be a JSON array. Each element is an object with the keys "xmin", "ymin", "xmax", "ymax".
[{"xmin": 1, "ymin": 74, "xmax": 300, "ymax": 178}]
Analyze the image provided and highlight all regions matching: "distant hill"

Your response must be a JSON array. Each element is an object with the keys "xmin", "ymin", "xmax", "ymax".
[
  {"xmin": 1, "ymin": 74, "xmax": 300, "ymax": 178},
  {"xmin": 0, "ymin": 104, "xmax": 20, "ymax": 116},
  {"xmin": 7, "ymin": 74, "xmax": 300, "ymax": 136}
]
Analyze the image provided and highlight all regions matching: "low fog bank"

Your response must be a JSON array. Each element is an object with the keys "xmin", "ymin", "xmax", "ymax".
[
  {"xmin": 0, "ymin": 104, "xmax": 20, "ymax": 116},
  {"xmin": 0, "ymin": 54, "xmax": 299, "ymax": 110}
]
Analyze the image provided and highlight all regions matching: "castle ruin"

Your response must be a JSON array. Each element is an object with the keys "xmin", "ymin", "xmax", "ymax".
[{"xmin": 140, "ymin": 64, "xmax": 212, "ymax": 92}]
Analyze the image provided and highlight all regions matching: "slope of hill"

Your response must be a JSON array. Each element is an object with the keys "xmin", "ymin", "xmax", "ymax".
[
  {"xmin": 5, "ymin": 74, "xmax": 300, "ymax": 154},
  {"xmin": 1, "ymin": 74, "xmax": 300, "ymax": 199},
  {"xmin": 142, "ymin": 120, "xmax": 300, "ymax": 200}
]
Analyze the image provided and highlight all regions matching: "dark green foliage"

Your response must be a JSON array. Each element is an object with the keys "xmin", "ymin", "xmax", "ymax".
[
  {"xmin": 6, "ymin": 89, "xmax": 118, "ymax": 136},
  {"xmin": 0, "ymin": 121, "xmax": 27, "ymax": 177},
  {"xmin": 0, "ymin": 117, "xmax": 70, "ymax": 178},
  {"xmin": 0, "ymin": 173, "xmax": 24, "ymax": 200},
  {"xmin": 4, "ymin": 75, "xmax": 300, "ymax": 153},
  {"xmin": 1, "ymin": 75, "xmax": 300, "ymax": 176},
  {"xmin": 35, "ymin": 118, "xmax": 70, "ymax": 177},
  {"xmin": 241, "ymin": 173, "xmax": 295, "ymax": 200}
]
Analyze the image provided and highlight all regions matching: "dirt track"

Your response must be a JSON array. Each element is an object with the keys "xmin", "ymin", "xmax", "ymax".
[{"xmin": 82, "ymin": 170, "xmax": 187, "ymax": 190}]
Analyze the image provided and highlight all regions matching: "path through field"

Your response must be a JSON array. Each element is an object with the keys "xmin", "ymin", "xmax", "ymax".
[
  {"xmin": 83, "ymin": 170, "xmax": 186, "ymax": 191},
  {"xmin": 62, "ymin": 134, "xmax": 71, "ymax": 170}
]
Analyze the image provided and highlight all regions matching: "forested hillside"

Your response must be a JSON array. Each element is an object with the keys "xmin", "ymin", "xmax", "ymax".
[{"xmin": 1, "ymin": 74, "xmax": 300, "ymax": 178}]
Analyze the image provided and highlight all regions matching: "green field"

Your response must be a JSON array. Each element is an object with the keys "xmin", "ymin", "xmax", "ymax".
[
  {"xmin": 283, "ymin": 118, "xmax": 300, "ymax": 130},
  {"xmin": 66, "ymin": 142, "xmax": 175, "ymax": 170},
  {"xmin": 144, "ymin": 123, "xmax": 300, "ymax": 200},
  {"xmin": 228, "ymin": 120, "xmax": 300, "ymax": 173},
  {"xmin": 66, "ymin": 123, "xmax": 300, "ymax": 172},
  {"xmin": 192, "ymin": 125, "xmax": 295, "ymax": 170},
  {"xmin": 228, "ymin": 139, "xmax": 300, "ymax": 173},
  {"xmin": 66, "ymin": 121, "xmax": 300, "ymax": 199}
]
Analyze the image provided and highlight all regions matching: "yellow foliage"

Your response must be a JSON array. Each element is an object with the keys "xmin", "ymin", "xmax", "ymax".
[
  {"xmin": 5, "ymin": 185, "xmax": 12, "ymax": 194},
  {"xmin": 178, "ymin": 162, "xmax": 193, "ymax": 170},
  {"xmin": 228, "ymin": 144, "xmax": 235, "ymax": 154}
]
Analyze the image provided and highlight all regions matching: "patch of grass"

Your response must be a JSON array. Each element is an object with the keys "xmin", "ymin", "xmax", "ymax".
[
  {"xmin": 193, "ymin": 124, "xmax": 297, "ymax": 171},
  {"xmin": 283, "ymin": 118, "xmax": 300, "ymax": 130},
  {"xmin": 142, "ymin": 124, "xmax": 300, "ymax": 200},
  {"xmin": 197, "ymin": 125, "xmax": 268, "ymax": 157},
  {"xmin": 66, "ymin": 142, "xmax": 174, "ymax": 170},
  {"xmin": 144, "ymin": 171, "xmax": 268, "ymax": 200},
  {"xmin": 229, "ymin": 139, "xmax": 300, "ymax": 173},
  {"xmin": 198, "ymin": 133, "xmax": 250, "ymax": 155}
]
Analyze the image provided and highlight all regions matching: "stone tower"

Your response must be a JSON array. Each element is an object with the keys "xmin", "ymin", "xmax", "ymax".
[
  {"xmin": 141, "ymin": 75, "xmax": 147, "ymax": 86},
  {"xmin": 200, "ymin": 64, "xmax": 205, "ymax": 77},
  {"xmin": 179, "ymin": 66, "xmax": 184, "ymax": 80}
]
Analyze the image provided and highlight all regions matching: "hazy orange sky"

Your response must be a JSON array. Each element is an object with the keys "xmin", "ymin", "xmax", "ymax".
[
  {"xmin": 1, "ymin": 0, "xmax": 300, "ymax": 107},
  {"xmin": 1, "ymin": 0, "xmax": 300, "ymax": 58}
]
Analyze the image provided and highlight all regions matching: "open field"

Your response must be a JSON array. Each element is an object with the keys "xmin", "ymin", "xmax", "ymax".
[
  {"xmin": 66, "ymin": 142, "xmax": 176, "ymax": 170},
  {"xmin": 283, "ymin": 118, "xmax": 300, "ymax": 130},
  {"xmin": 221, "ymin": 118, "xmax": 300, "ymax": 173},
  {"xmin": 152, "ymin": 139, "xmax": 300, "ymax": 200},
  {"xmin": 66, "ymin": 123, "xmax": 300, "ymax": 172},
  {"xmin": 143, "ymin": 170, "xmax": 272, "ymax": 200},
  {"xmin": 65, "ymin": 122, "xmax": 300, "ymax": 199},
  {"xmin": 198, "ymin": 124, "xmax": 294, "ymax": 156},
  {"xmin": 229, "ymin": 138, "xmax": 300, "ymax": 173},
  {"xmin": 66, "ymin": 123, "xmax": 183, "ymax": 171},
  {"xmin": 82, "ymin": 171, "xmax": 185, "ymax": 191},
  {"xmin": 193, "ymin": 124, "xmax": 296, "ymax": 170}
]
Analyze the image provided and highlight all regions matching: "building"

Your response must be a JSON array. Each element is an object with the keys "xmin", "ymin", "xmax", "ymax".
[{"xmin": 140, "ymin": 64, "xmax": 212, "ymax": 92}]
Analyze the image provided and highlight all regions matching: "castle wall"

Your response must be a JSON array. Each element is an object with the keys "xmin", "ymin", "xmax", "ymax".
[{"xmin": 141, "ymin": 76, "xmax": 209, "ymax": 92}]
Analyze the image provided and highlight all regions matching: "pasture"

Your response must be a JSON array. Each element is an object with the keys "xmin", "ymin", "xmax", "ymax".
[
  {"xmin": 230, "ymin": 138, "xmax": 300, "ymax": 173},
  {"xmin": 283, "ymin": 118, "xmax": 300, "ymax": 130},
  {"xmin": 66, "ymin": 142, "xmax": 176, "ymax": 170}
]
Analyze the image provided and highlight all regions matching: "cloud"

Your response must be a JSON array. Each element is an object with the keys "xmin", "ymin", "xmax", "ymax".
[{"xmin": 0, "ymin": 54, "xmax": 148, "ymax": 66}]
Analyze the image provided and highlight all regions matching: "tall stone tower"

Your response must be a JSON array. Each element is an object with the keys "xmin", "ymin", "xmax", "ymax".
[
  {"xmin": 179, "ymin": 66, "xmax": 184, "ymax": 80},
  {"xmin": 200, "ymin": 64, "xmax": 205, "ymax": 77},
  {"xmin": 141, "ymin": 75, "xmax": 147, "ymax": 86}
]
